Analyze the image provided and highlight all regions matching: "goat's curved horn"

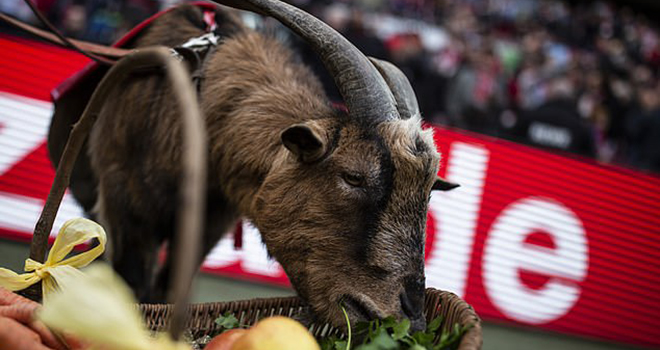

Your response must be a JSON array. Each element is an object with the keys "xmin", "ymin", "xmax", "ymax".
[
  {"xmin": 369, "ymin": 57, "xmax": 420, "ymax": 120},
  {"xmin": 209, "ymin": 0, "xmax": 398, "ymax": 122}
]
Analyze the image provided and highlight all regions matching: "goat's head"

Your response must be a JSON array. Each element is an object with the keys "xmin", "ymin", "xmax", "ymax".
[
  {"xmin": 254, "ymin": 115, "xmax": 456, "ymax": 332},
  {"xmin": 213, "ymin": 0, "xmax": 458, "ymax": 332}
]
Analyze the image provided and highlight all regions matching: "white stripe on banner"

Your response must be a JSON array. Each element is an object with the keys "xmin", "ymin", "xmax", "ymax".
[
  {"xmin": 0, "ymin": 92, "xmax": 85, "ymax": 236},
  {"xmin": 204, "ymin": 221, "xmax": 283, "ymax": 277},
  {"xmin": 0, "ymin": 191, "xmax": 85, "ymax": 237},
  {"xmin": 0, "ymin": 92, "xmax": 53, "ymax": 174},
  {"xmin": 426, "ymin": 142, "xmax": 489, "ymax": 297}
]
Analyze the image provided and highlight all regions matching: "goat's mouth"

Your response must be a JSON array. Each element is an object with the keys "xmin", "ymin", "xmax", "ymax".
[{"xmin": 339, "ymin": 294, "xmax": 381, "ymax": 323}]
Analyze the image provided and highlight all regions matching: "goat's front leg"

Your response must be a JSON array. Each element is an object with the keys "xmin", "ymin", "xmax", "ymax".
[
  {"xmin": 153, "ymin": 193, "xmax": 240, "ymax": 302},
  {"xmin": 96, "ymin": 178, "xmax": 170, "ymax": 303}
]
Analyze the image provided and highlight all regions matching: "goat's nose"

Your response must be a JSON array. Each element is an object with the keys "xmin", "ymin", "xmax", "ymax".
[
  {"xmin": 400, "ymin": 287, "xmax": 426, "ymax": 333},
  {"xmin": 400, "ymin": 273, "xmax": 426, "ymax": 332},
  {"xmin": 409, "ymin": 315, "xmax": 426, "ymax": 334}
]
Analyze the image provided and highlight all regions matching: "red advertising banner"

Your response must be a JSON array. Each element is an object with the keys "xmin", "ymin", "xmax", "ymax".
[{"xmin": 0, "ymin": 35, "xmax": 659, "ymax": 347}]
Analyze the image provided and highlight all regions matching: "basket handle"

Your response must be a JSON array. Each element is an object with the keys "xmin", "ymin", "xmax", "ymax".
[{"xmin": 28, "ymin": 47, "xmax": 207, "ymax": 340}]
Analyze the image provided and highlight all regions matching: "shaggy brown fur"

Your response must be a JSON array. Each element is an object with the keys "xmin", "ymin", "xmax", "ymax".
[{"xmin": 63, "ymin": 3, "xmax": 442, "ymax": 330}]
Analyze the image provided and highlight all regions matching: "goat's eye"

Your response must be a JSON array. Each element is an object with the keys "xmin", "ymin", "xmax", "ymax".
[{"xmin": 342, "ymin": 172, "xmax": 365, "ymax": 187}]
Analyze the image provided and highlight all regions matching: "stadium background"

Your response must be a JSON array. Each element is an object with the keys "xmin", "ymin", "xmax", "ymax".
[{"xmin": 1, "ymin": 0, "xmax": 659, "ymax": 349}]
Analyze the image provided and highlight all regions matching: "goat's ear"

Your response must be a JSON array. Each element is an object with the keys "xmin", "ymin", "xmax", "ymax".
[
  {"xmin": 432, "ymin": 176, "xmax": 460, "ymax": 191},
  {"xmin": 281, "ymin": 123, "xmax": 327, "ymax": 163}
]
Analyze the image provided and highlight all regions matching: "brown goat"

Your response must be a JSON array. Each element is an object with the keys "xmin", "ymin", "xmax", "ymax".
[{"xmin": 48, "ymin": 1, "xmax": 457, "ymax": 332}]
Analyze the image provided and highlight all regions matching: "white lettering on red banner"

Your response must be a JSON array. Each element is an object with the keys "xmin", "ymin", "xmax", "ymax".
[{"xmin": 483, "ymin": 197, "xmax": 587, "ymax": 324}]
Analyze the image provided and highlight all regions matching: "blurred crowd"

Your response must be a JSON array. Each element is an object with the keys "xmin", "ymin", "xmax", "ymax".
[
  {"xmin": 2, "ymin": 0, "xmax": 659, "ymax": 172},
  {"xmin": 303, "ymin": 0, "xmax": 660, "ymax": 172}
]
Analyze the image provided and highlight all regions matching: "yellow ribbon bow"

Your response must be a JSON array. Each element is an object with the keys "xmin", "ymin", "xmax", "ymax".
[{"xmin": 0, "ymin": 218, "xmax": 106, "ymax": 298}]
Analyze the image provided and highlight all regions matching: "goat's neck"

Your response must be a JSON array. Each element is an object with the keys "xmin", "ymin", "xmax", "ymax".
[{"xmin": 199, "ymin": 31, "xmax": 332, "ymax": 217}]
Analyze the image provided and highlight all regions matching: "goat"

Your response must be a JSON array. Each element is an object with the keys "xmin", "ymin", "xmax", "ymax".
[{"xmin": 48, "ymin": 0, "xmax": 457, "ymax": 332}]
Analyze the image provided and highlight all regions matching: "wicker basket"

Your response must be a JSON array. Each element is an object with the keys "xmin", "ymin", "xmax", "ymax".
[
  {"xmin": 24, "ymin": 30, "xmax": 482, "ymax": 350},
  {"xmin": 139, "ymin": 288, "xmax": 482, "ymax": 349}
]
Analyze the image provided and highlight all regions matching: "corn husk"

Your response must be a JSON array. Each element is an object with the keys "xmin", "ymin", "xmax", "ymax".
[{"xmin": 38, "ymin": 263, "xmax": 190, "ymax": 350}]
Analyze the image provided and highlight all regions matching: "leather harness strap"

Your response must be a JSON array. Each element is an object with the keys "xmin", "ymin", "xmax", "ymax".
[
  {"xmin": 1, "ymin": 4, "xmax": 220, "ymax": 67},
  {"xmin": 1, "ymin": 6, "xmax": 220, "ymax": 93},
  {"xmin": 7, "ymin": 0, "xmax": 126, "ymax": 65},
  {"xmin": 0, "ymin": 12, "xmax": 132, "ymax": 60}
]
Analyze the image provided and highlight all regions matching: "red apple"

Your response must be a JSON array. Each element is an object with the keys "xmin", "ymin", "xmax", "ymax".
[{"xmin": 205, "ymin": 329, "xmax": 248, "ymax": 350}]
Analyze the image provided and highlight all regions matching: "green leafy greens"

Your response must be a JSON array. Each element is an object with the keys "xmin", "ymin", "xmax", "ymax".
[
  {"xmin": 320, "ymin": 313, "xmax": 471, "ymax": 350},
  {"xmin": 214, "ymin": 312, "xmax": 240, "ymax": 330},
  {"xmin": 211, "ymin": 308, "xmax": 471, "ymax": 350}
]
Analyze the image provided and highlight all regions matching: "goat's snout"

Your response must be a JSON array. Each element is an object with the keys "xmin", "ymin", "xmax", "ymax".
[
  {"xmin": 401, "ymin": 275, "xmax": 426, "ymax": 333},
  {"xmin": 400, "ymin": 291, "xmax": 426, "ymax": 333}
]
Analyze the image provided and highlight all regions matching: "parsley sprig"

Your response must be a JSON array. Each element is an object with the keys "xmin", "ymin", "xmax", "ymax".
[{"xmin": 214, "ymin": 312, "xmax": 241, "ymax": 330}]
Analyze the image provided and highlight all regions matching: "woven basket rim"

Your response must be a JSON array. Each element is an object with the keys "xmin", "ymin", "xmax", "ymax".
[{"xmin": 139, "ymin": 287, "xmax": 482, "ymax": 349}]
